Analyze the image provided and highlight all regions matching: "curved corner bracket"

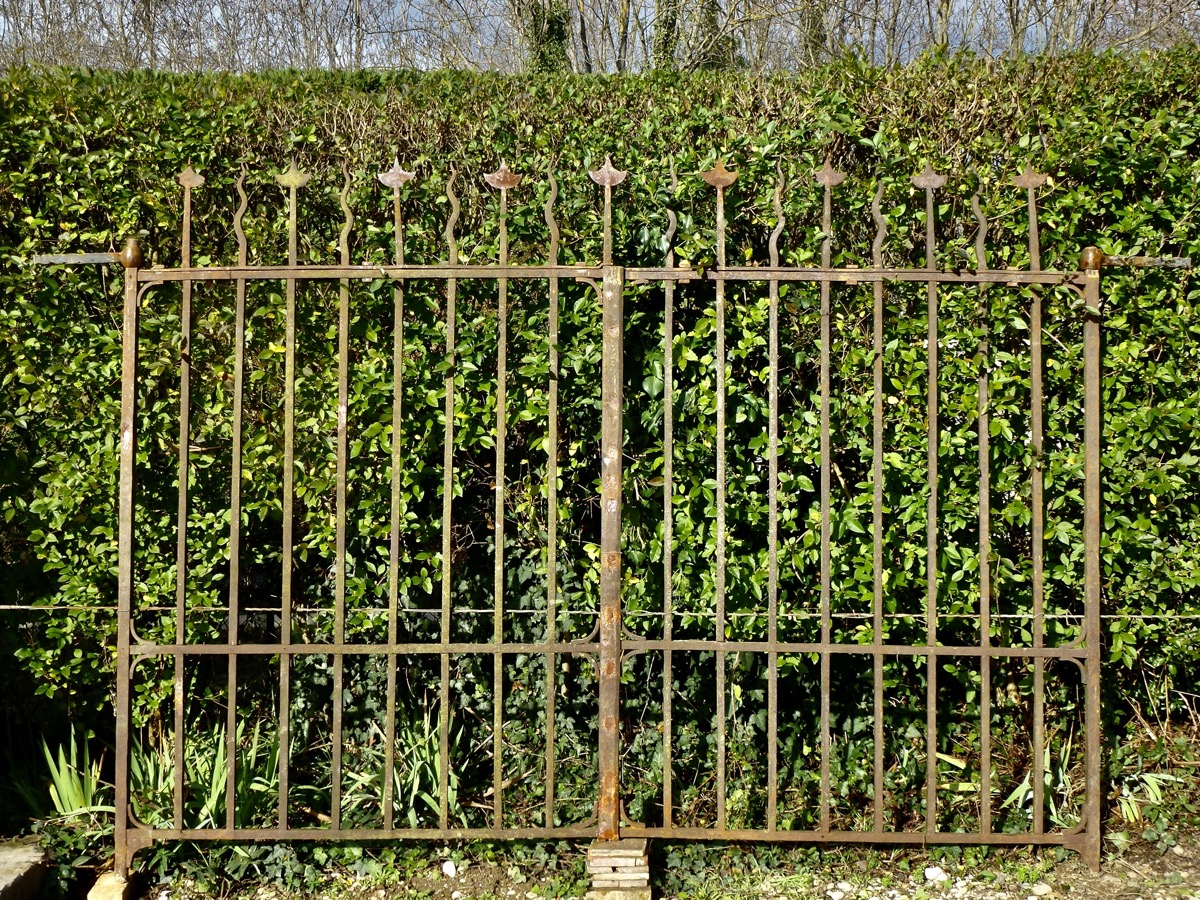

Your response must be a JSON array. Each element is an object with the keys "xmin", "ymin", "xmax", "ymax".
[
  {"xmin": 125, "ymin": 806, "xmax": 159, "ymax": 833},
  {"xmin": 1063, "ymin": 278, "xmax": 1088, "ymax": 299},
  {"xmin": 1012, "ymin": 164, "xmax": 1048, "ymax": 190},
  {"xmin": 568, "ymin": 618, "xmax": 602, "ymax": 647},
  {"xmin": 1058, "ymin": 626, "xmax": 1089, "ymax": 651},
  {"xmin": 126, "ymin": 612, "xmax": 151, "ymax": 647},
  {"xmin": 620, "ymin": 647, "xmax": 647, "ymax": 665},
  {"xmin": 701, "ymin": 159, "xmax": 737, "ymax": 188},
  {"xmin": 912, "ymin": 165, "xmax": 947, "ymax": 190},
  {"xmin": 136, "ymin": 280, "xmax": 162, "ymax": 305},
  {"xmin": 589, "ymin": 155, "xmax": 627, "ymax": 188},
  {"xmin": 575, "ymin": 276, "xmax": 603, "ymax": 302},
  {"xmin": 177, "ymin": 165, "xmax": 204, "ymax": 190},
  {"xmin": 275, "ymin": 159, "xmax": 311, "ymax": 191},
  {"xmin": 814, "ymin": 159, "xmax": 846, "ymax": 187},
  {"xmin": 123, "ymin": 822, "xmax": 155, "ymax": 854},
  {"xmin": 378, "ymin": 157, "xmax": 415, "ymax": 190},
  {"xmin": 484, "ymin": 160, "xmax": 521, "ymax": 191}
]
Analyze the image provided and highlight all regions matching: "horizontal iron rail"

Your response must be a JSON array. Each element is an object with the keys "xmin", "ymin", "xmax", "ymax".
[
  {"xmin": 124, "ymin": 826, "xmax": 596, "ymax": 844},
  {"xmin": 619, "ymin": 828, "xmax": 1091, "ymax": 846},
  {"xmin": 128, "ymin": 641, "xmax": 600, "ymax": 655},
  {"xmin": 712, "ymin": 266, "xmax": 1082, "ymax": 284},
  {"xmin": 125, "ymin": 641, "xmax": 1089, "ymax": 658},
  {"xmin": 121, "ymin": 825, "xmax": 1088, "ymax": 846}
]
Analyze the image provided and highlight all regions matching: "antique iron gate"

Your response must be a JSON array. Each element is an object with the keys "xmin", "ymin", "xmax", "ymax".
[{"xmin": 37, "ymin": 156, "xmax": 1122, "ymax": 875}]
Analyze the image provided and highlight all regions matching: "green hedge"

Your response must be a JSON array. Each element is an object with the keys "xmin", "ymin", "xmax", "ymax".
[{"xmin": 2, "ymin": 52, "xmax": 1200, "ymax": 832}]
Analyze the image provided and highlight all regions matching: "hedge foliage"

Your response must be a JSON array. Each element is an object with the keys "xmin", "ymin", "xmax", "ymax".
[{"xmin": 3, "ymin": 51, "xmax": 1200, "ymax": 832}]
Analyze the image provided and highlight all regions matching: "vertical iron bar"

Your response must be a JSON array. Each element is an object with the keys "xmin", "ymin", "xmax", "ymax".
[
  {"xmin": 484, "ymin": 162, "xmax": 520, "ymax": 829},
  {"xmin": 913, "ymin": 166, "xmax": 945, "ymax": 834},
  {"xmin": 544, "ymin": 170, "xmax": 560, "ymax": 828},
  {"xmin": 1082, "ymin": 249, "xmax": 1103, "ymax": 872},
  {"xmin": 871, "ymin": 183, "xmax": 887, "ymax": 834},
  {"xmin": 972, "ymin": 194, "xmax": 992, "ymax": 835},
  {"xmin": 1016, "ymin": 166, "xmax": 1049, "ymax": 838},
  {"xmin": 701, "ymin": 160, "xmax": 735, "ymax": 832},
  {"xmin": 173, "ymin": 168, "xmax": 201, "ymax": 831},
  {"xmin": 275, "ymin": 161, "xmax": 309, "ymax": 829},
  {"xmin": 331, "ymin": 167, "xmax": 353, "ymax": 831},
  {"xmin": 439, "ymin": 174, "xmax": 461, "ymax": 830},
  {"xmin": 662, "ymin": 165, "xmax": 679, "ymax": 831},
  {"xmin": 716, "ymin": 180, "xmax": 727, "ymax": 834},
  {"xmin": 592, "ymin": 157, "xmax": 626, "ymax": 841},
  {"xmin": 114, "ymin": 239, "xmax": 142, "ymax": 878},
  {"xmin": 767, "ymin": 166, "xmax": 784, "ymax": 834},
  {"xmin": 227, "ymin": 170, "xmax": 249, "ymax": 830},
  {"xmin": 379, "ymin": 160, "xmax": 414, "ymax": 831},
  {"xmin": 816, "ymin": 161, "xmax": 844, "ymax": 834}
]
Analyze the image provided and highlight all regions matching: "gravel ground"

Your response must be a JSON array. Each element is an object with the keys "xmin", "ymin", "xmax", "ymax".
[
  {"xmin": 657, "ymin": 837, "xmax": 1199, "ymax": 900},
  {"xmin": 154, "ymin": 834, "xmax": 1199, "ymax": 900}
]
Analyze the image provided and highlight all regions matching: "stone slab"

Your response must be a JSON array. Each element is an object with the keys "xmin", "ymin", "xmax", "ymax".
[
  {"xmin": 587, "ymin": 838, "xmax": 648, "ymax": 858},
  {"xmin": 588, "ymin": 859, "xmax": 648, "ymax": 868},
  {"xmin": 87, "ymin": 872, "xmax": 134, "ymax": 900},
  {"xmin": 586, "ymin": 890, "xmax": 652, "ymax": 900},
  {"xmin": 589, "ymin": 865, "xmax": 650, "ymax": 875},
  {"xmin": 0, "ymin": 842, "xmax": 44, "ymax": 900}
]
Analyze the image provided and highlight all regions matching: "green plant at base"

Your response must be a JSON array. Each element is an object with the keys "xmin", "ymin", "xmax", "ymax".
[
  {"xmin": 43, "ymin": 725, "xmax": 113, "ymax": 818},
  {"xmin": 131, "ymin": 718, "xmax": 280, "ymax": 829},
  {"xmin": 29, "ymin": 726, "xmax": 115, "ymax": 897}
]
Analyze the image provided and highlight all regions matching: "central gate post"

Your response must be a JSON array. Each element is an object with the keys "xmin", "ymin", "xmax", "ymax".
[
  {"xmin": 598, "ymin": 262, "xmax": 624, "ymax": 842},
  {"xmin": 591, "ymin": 260, "xmax": 652, "ymax": 898}
]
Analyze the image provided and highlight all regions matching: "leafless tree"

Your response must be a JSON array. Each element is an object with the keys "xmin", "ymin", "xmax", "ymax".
[{"xmin": 1, "ymin": 0, "xmax": 1198, "ymax": 72}]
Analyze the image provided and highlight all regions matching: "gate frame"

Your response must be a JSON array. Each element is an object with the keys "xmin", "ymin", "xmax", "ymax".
[{"xmin": 34, "ymin": 157, "xmax": 1119, "ymax": 877}]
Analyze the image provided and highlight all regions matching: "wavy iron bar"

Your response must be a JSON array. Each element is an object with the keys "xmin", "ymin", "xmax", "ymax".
[{"xmin": 23, "ymin": 156, "xmax": 1124, "ymax": 877}]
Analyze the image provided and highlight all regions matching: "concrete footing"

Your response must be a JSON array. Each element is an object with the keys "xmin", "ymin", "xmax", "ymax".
[
  {"xmin": 0, "ymin": 842, "xmax": 44, "ymax": 900},
  {"xmin": 87, "ymin": 871, "xmax": 135, "ymax": 900},
  {"xmin": 586, "ymin": 838, "xmax": 651, "ymax": 899}
]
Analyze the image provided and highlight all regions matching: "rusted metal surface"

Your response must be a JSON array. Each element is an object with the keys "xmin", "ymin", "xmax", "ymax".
[
  {"xmin": 94, "ymin": 159, "xmax": 706, "ymax": 874},
  {"xmin": 627, "ymin": 160, "xmax": 1110, "ymax": 869},
  {"xmin": 35, "ymin": 156, "xmax": 1130, "ymax": 875}
]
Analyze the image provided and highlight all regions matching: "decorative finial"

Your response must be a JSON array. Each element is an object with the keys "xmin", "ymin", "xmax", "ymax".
[
  {"xmin": 814, "ymin": 160, "xmax": 846, "ymax": 187},
  {"xmin": 588, "ymin": 155, "xmax": 627, "ymax": 187},
  {"xmin": 1012, "ymin": 164, "xmax": 1048, "ymax": 189},
  {"xmin": 701, "ymin": 160, "xmax": 737, "ymax": 188},
  {"xmin": 118, "ymin": 237, "xmax": 143, "ymax": 269},
  {"xmin": 177, "ymin": 165, "xmax": 204, "ymax": 189},
  {"xmin": 484, "ymin": 161, "xmax": 521, "ymax": 190},
  {"xmin": 912, "ymin": 165, "xmax": 947, "ymax": 190},
  {"xmin": 275, "ymin": 160, "xmax": 311, "ymax": 190},
  {"xmin": 378, "ymin": 158, "xmax": 415, "ymax": 190}
]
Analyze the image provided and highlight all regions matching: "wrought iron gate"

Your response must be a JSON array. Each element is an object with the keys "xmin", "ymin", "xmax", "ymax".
[{"xmin": 38, "ymin": 155, "xmax": 1112, "ymax": 875}]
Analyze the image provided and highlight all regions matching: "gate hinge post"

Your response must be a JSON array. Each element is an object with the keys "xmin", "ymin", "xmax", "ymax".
[{"xmin": 597, "ymin": 264, "xmax": 625, "ymax": 841}]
